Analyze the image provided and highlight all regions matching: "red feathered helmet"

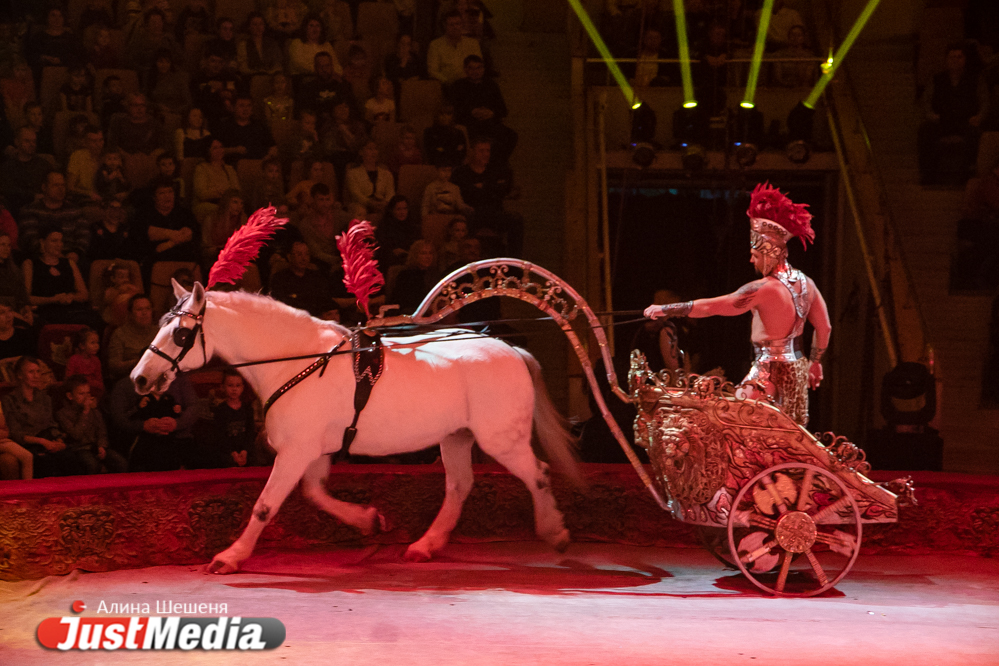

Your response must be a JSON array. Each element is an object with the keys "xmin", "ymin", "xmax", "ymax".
[{"xmin": 746, "ymin": 182, "xmax": 814, "ymax": 271}]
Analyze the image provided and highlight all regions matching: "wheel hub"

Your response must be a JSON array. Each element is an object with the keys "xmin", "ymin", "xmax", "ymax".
[{"xmin": 775, "ymin": 511, "xmax": 816, "ymax": 553}]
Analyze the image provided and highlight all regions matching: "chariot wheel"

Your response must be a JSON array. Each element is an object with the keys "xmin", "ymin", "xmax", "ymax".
[{"xmin": 726, "ymin": 462, "xmax": 862, "ymax": 597}]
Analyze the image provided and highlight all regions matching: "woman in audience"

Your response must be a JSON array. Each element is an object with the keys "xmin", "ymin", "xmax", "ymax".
[
  {"xmin": 436, "ymin": 217, "xmax": 469, "ymax": 273},
  {"xmin": 376, "ymin": 195, "xmax": 419, "ymax": 271},
  {"xmin": 146, "ymin": 48, "xmax": 192, "ymax": 117},
  {"xmin": 175, "ymin": 107, "xmax": 213, "ymax": 161},
  {"xmin": 389, "ymin": 239, "xmax": 439, "ymax": 315},
  {"xmin": 193, "ymin": 139, "xmax": 240, "ymax": 220},
  {"xmin": 26, "ymin": 6, "xmax": 81, "ymax": 77},
  {"xmin": 0, "ymin": 233, "xmax": 30, "ymax": 325},
  {"xmin": 287, "ymin": 15, "xmax": 339, "ymax": 77},
  {"xmin": 319, "ymin": 0, "xmax": 354, "ymax": 44},
  {"xmin": 0, "ymin": 297, "xmax": 36, "ymax": 362},
  {"xmin": 267, "ymin": 0, "xmax": 310, "ymax": 44},
  {"xmin": 238, "ymin": 12, "xmax": 284, "ymax": 77},
  {"xmin": 22, "ymin": 228, "xmax": 90, "ymax": 326},
  {"xmin": 384, "ymin": 33, "xmax": 425, "ymax": 88},
  {"xmin": 202, "ymin": 188, "xmax": 246, "ymax": 264},
  {"xmin": 107, "ymin": 294, "xmax": 157, "ymax": 380},
  {"xmin": 386, "ymin": 125, "xmax": 423, "ymax": 176},
  {"xmin": 127, "ymin": 8, "xmax": 182, "ymax": 75},
  {"xmin": 345, "ymin": 140, "xmax": 395, "ymax": 219},
  {"xmin": 1, "ymin": 356, "xmax": 76, "ymax": 478},
  {"xmin": 423, "ymin": 104, "xmax": 467, "ymax": 168}
]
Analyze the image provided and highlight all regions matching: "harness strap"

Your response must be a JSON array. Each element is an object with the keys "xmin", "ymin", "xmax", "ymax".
[
  {"xmin": 263, "ymin": 338, "xmax": 348, "ymax": 415},
  {"xmin": 335, "ymin": 331, "xmax": 385, "ymax": 463}
]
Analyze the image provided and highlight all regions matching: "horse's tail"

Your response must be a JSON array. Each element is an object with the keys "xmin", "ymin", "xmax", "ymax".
[{"xmin": 514, "ymin": 347, "xmax": 586, "ymax": 489}]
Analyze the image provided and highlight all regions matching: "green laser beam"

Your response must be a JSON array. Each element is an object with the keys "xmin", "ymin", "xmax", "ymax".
[
  {"xmin": 742, "ymin": 0, "xmax": 775, "ymax": 109},
  {"xmin": 566, "ymin": 0, "xmax": 638, "ymax": 107},
  {"xmin": 804, "ymin": 0, "xmax": 883, "ymax": 108},
  {"xmin": 672, "ymin": 0, "xmax": 697, "ymax": 107}
]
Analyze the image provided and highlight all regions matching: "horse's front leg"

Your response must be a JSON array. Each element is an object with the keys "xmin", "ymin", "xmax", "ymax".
[
  {"xmin": 208, "ymin": 448, "xmax": 319, "ymax": 574},
  {"xmin": 301, "ymin": 456, "xmax": 388, "ymax": 534}
]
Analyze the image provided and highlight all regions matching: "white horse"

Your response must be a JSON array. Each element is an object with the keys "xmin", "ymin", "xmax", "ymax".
[{"xmin": 131, "ymin": 281, "xmax": 579, "ymax": 574}]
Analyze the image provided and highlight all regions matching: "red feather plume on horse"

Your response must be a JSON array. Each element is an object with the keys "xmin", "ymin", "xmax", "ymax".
[
  {"xmin": 208, "ymin": 206, "xmax": 288, "ymax": 289},
  {"xmin": 336, "ymin": 220, "xmax": 385, "ymax": 319}
]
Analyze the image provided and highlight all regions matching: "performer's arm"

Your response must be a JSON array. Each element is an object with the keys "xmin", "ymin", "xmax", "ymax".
[
  {"xmin": 806, "ymin": 282, "xmax": 831, "ymax": 389},
  {"xmin": 644, "ymin": 279, "xmax": 768, "ymax": 320}
]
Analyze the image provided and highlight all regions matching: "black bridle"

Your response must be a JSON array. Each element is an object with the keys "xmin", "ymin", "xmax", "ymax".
[{"xmin": 146, "ymin": 299, "xmax": 208, "ymax": 374}]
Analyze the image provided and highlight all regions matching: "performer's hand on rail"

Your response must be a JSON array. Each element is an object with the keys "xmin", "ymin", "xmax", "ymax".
[
  {"xmin": 808, "ymin": 361, "xmax": 824, "ymax": 389},
  {"xmin": 644, "ymin": 304, "xmax": 662, "ymax": 319}
]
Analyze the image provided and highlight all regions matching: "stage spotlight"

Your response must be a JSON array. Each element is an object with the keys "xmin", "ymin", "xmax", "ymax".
[
  {"xmin": 673, "ymin": 105, "xmax": 708, "ymax": 148},
  {"xmin": 682, "ymin": 144, "xmax": 706, "ymax": 172},
  {"xmin": 632, "ymin": 142, "xmax": 656, "ymax": 168},
  {"xmin": 786, "ymin": 139, "xmax": 811, "ymax": 164},
  {"xmin": 631, "ymin": 102, "xmax": 657, "ymax": 145},
  {"xmin": 732, "ymin": 106, "xmax": 763, "ymax": 167},
  {"xmin": 786, "ymin": 102, "xmax": 815, "ymax": 164}
]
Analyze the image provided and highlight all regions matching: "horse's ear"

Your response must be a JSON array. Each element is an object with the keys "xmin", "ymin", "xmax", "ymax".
[
  {"xmin": 191, "ymin": 281, "xmax": 205, "ymax": 306},
  {"xmin": 171, "ymin": 278, "xmax": 189, "ymax": 300}
]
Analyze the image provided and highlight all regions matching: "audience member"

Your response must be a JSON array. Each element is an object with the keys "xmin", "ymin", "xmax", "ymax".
[
  {"xmin": 423, "ymin": 104, "xmax": 467, "ymax": 166},
  {"xmin": 66, "ymin": 126, "xmax": 105, "ymax": 202},
  {"xmin": 428, "ymin": 10, "xmax": 482, "ymax": 87},
  {"xmin": 1, "ymin": 60, "xmax": 35, "ymax": 129},
  {"xmin": 78, "ymin": 0, "xmax": 116, "ymax": 36},
  {"xmin": 136, "ymin": 180, "xmax": 200, "ymax": 266},
  {"xmin": 190, "ymin": 50, "xmax": 242, "ymax": 129},
  {"xmin": 98, "ymin": 76, "xmax": 127, "ymax": 132},
  {"xmin": 319, "ymin": 0, "xmax": 354, "ymax": 44},
  {"xmin": 422, "ymin": 163, "xmax": 474, "ymax": 217},
  {"xmin": 436, "ymin": 217, "xmax": 470, "ymax": 272},
  {"xmin": 238, "ymin": 12, "xmax": 284, "ymax": 77},
  {"xmin": 60, "ymin": 65, "xmax": 94, "ymax": 113},
  {"xmin": 757, "ymin": 0, "xmax": 804, "ymax": 50},
  {"xmin": 175, "ymin": 0, "xmax": 212, "ymax": 43},
  {"xmin": 204, "ymin": 17, "xmax": 239, "ymax": 72},
  {"xmin": 0, "ymin": 127, "xmax": 52, "ymax": 214},
  {"xmin": 23, "ymin": 102, "xmax": 55, "ymax": 156},
  {"xmin": 0, "ymin": 400, "xmax": 34, "ymax": 480},
  {"xmin": 693, "ymin": 22, "xmax": 730, "ymax": 116},
  {"xmin": 93, "ymin": 149, "xmax": 132, "ymax": 203},
  {"xmin": 298, "ymin": 182, "xmax": 343, "ymax": 269},
  {"xmin": 279, "ymin": 108, "xmax": 322, "ymax": 169},
  {"xmin": 107, "ymin": 294, "xmax": 157, "ymax": 380},
  {"xmin": 365, "ymin": 77, "xmax": 397, "ymax": 124},
  {"xmin": 250, "ymin": 157, "xmax": 289, "ymax": 214},
  {"xmin": 267, "ymin": 0, "xmax": 310, "ymax": 43},
  {"xmin": 385, "ymin": 125, "xmax": 423, "ymax": 176},
  {"xmin": 107, "ymin": 93, "xmax": 168, "ymax": 155},
  {"xmin": 771, "ymin": 25, "xmax": 818, "ymax": 88},
  {"xmin": 0, "ymin": 297, "xmax": 35, "ymax": 361},
  {"xmin": 297, "ymin": 52, "xmax": 354, "ymax": 125},
  {"xmin": 23, "ymin": 227, "xmax": 91, "ymax": 325},
  {"xmin": 119, "ymin": 371, "xmax": 199, "ymax": 471},
  {"xmin": 175, "ymin": 107, "xmax": 213, "ymax": 161},
  {"xmin": 376, "ymin": 195, "xmax": 419, "ymax": 270},
  {"xmin": 19, "ymin": 172, "xmax": 90, "ymax": 260},
  {"xmin": 196, "ymin": 368, "xmax": 256, "ymax": 468},
  {"xmin": 216, "ymin": 95, "xmax": 277, "ymax": 163},
  {"xmin": 288, "ymin": 15, "xmax": 339, "ymax": 77},
  {"xmin": 0, "ymin": 237, "xmax": 30, "ymax": 323},
  {"xmin": 384, "ymin": 33, "xmax": 426, "ymax": 87},
  {"xmin": 26, "ymin": 6, "xmax": 81, "ymax": 76},
  {"xmin": 146, "ymin": 48, "xmax": 192, "ymax": 116},
  {"xmin": 342, "ymin": 44, "xmax": 374, "ymax": 102},
  {"xmin": 452, "ymin": 137, "xmax": 522, "ymax": 256},
  {"xmin": 345, "ymin": 141, "xmax": 395, "ymax": 219},
  {"xmin": 57, "ymin": 374, "xmax": 127, "ymax": 474},
  {"xmin": 66, "ymin": 327, "xmax": 106, "ymax": 398},
  {"xmin": 286, "ymin": 158, "xmax": 327, "ymax": 212},
  {"xmin": 389, "ymin": 239, "xmax": 439, "ymax": 314},
  {"xmin": 100, "ymin": 262, "xmax": 142, "ymax": 327},
  {"xmin": 87, "ymin": 25, "xmax": 121, "ymax": 69},
  {"xmin": 128, "ymin": 8, "xmax": 182, "ymax": 73},
  {"xmin": 322, "ymin": 102, "xmax": 368, "ymax": 188},
  {"xmin": 193, "ymin": 140, "xmax": 240, "ymax": 219},
  {"xmin": 263, "ymin": 72, "xmax": 295, "ymax": 125},
  {"xmin": 87, "ymin": 199, "xmax": 135, "ymax": 262},
  {"xmin": 449, "ymin": 54, "xmax": 517, "ymax": 163},
  {"xmin": 202, "ymin": 188, "xmax": 246, "ymax": 263},
  {"xmin": 2, "ymin": 356, "xmax": 76, "ymax": 478},
  {"xmin": 633, "ymin": 28, "xmax": 672, "ymax": 88},
  {"xmin": 269, "ymin": 240, "xmax": 338, "ymax": 318}
]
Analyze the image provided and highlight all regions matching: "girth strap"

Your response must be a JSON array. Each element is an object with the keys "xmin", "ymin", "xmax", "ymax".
[{"xmin": 335, "ymin": 331, "xmax": 385, "ymax": 463}]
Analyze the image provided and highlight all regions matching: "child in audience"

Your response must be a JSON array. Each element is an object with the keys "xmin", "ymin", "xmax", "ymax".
[
  {"xmin": 60, "ymin": 66, "xmax": 94, "ymax": 113},
  {"xmin": 437, "ymin": 217, "xmax": 469, "ymax": 272},
  {"xmin": 57, "ymin": 375, "xmax": 127, "ymax": 474},
  {"xmin": 101, "ymin": 263, "xmax": 141, "ymax": 326},
  {"xmin": 63, "ymin": 115, "xmax": 93, "ymax": 161},
  {"xmin": 0, "ymin": 403, "xmax": 34, "ymax": 479},
  {"xmin": 286, "ymin": 159, "xmax": 326, "ymax": 213},
  {"xmin": 251, "ymin": 157, "xmax": 288, "ymax": 214},
  {"xmin": 100, "ymin": 76, "xmax": 127, "ymax": 131},
  {"xmin": 94, "ymin": 150, "xmax": 131, "ymax": 202},
  {"xmin": 88, "ymin": 26, "xmax": 120, "ymax": 69},
  {"xmin": 209, "ymin": 369, "xmax": 256, "ymax": 468},
  {"xmin": 157, "ymin": 153, "xmax": 186, "ymax": 202},
  {"xmin": 421, "ymin": 163, "xmax": 474, "ymax": 217},
  {"xmin": 386, "ymin": 125, "xmax": 423, "ymax": 176},
  {"xmin": 263, "ymin": 72, "xmax": 294, "ymax": 125},
  {"xmin": 65, "ymin": 327, "xmax": 106, "ymax": 400},
  {"xmin": 365, "ymin": 77, "xmax": 396, "ymax": 124}
]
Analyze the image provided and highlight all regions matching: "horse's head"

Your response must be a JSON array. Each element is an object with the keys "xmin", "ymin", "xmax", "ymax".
[{"xmin": 131, "ymin": 279, "xmax": 212, "ymax": 395}]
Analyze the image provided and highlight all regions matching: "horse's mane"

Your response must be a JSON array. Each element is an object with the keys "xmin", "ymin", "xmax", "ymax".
[{"xmin": 204, "ymin": 290, "xmax": 351, "ymax": 352}]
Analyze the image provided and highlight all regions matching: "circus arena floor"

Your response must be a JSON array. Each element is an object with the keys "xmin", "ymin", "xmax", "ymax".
[{"xmin": 1, "ymin": 542, "xmax": 997, "ymax": 665}]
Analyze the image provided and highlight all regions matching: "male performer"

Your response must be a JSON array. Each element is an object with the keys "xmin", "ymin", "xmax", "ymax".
[{"xmin": 644, "ymin": 183, "xmax": 831, "ymax": 426}]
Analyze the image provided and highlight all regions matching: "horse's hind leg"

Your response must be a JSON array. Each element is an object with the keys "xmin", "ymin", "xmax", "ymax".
[
  {"xmin": 404, "ymin": 429, "xmax": 475, "ymax": 562},
  {"xmin": 208, "ymin": 448, "xmax": 317, "ymax": 574},
  {"xmin": 302, "ymin": 456, "xmax": 387, "ymax": 535},
  {"xmin": 480, "ymin": 437, "xmax": 570, "ymax": 553}
]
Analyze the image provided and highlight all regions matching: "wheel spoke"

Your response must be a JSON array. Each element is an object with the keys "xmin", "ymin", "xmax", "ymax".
[
  {"xmin": 775, "ymin": 551, "xmax": 792, "ymax": 593},
  {"xmin": 815, "ymin": 529, "xmax": 857, "ymax": 557},
  {"xmin": 742, "ymin": 538, "xmax": 777, "ymax": 564},
  {"xmin": 804, "ymin": 549, "xmax": 828, "ymax": 587},
  {"xmin": 763, "ymin": 475, "xmax": 789, "ymax": 515},
  {"xmin": 811, "ymin": 495, "xmax": 851, "ymax": 523},
  {"xmin": 748, "ymin": 514, "xmax": 777, "ymax": 530},
  {"xmin": 796, "ymin": 468, "xmax": 815, "ymax": 511}
]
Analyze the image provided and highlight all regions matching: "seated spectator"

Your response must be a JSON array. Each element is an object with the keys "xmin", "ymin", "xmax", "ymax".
[
  {"xmin": 0, "ymin": 401, "xmax": 34, "ymax": 480},
  {"xmin": 264, "ymin": 72, "xmax": 295, "ymax": 125},
  {"xmin": 238, "ymin": 12, "xmax": 284, "ymax": 77},
  {"xmin": 136, "ymin": 179, "xmax": 200, "ymax": 266},
  {"xmin": 297, "ymin": 52, "xmax": 354, "ymax": 126},
  {"xmin": 204, "ymin": 17, "xmax": 239, "ymax": 73},
  {"xmin": 190, "ymin": 50, "xmax": 243, "ymax": 130},
  {"xmin": 60, "ymin": 65, "xmax": 94, "ymax": 113},
  {"xmin": 427, "ymin": 10, "xmax": 482, "ymax": 87},
  {"xmin": 298, "ymin": 183, "xmax": 343, "ymax": 269},
  {"xmin": 127, "ymin": 8, "xmax": 182, "ymax": 74},
  {"xmin": 152, "ymin": 152, "xmax": 186, "ymax": 204},
  {"xmin": 287, "ymin": 15, "xmax": 340, "ymax": 77},
  {"xmin": 175, "ymin": 0, "xmax": 212, "ymax": 44},
  {"xmin": 250, "ymin": 157, "xmax": 289, "ymax": 214},
  {"xmin": 78, "ymin": 0, "xmax": 115, "ymax": 34},
  {"xmin": 26, "ymin": 6, "xmax": 82, "ymax": 76},
  {"xmin": 422, "ymin": 163, "xmax": 474, "ymax": 217},
  {"xmin": 384, "ymin": 33, "xmax": 426, "ymax": 88},
  {"xmin": 385, "ymin": 125, "xmax": 423, "ymax": 176},
  {"xmin": 0, "ymin": 297, "xmax": 36, "ymax": 361},
  {"xmin": 423, "ymin": 104, "xmax": 467, "ymax": 167},
  {"xmin": 216, "ymin": 95, "xmax": 277, "ymax": 164},
  {"xmin": 88, "ymin": 199, "xmax": 135, "ymax": 262},
  {"xmin": 193, "ymin": 139, "xmax": 240, "ymax": 219},
  {"xmin": 202, "ymin": 188, "xmax": 246, "ymax": 263},
  {"xmin": 757, "ymin": 0, "xmax": 805, "ymax": 50},
  {"xmin": 365, "ymin": 77, "xmax": 397, "ymax": 124},
  {"xmin": 771, "ymin": 25, "xmax": 818, "ymax": 88},
  {"xmin": 23, "ymin": 227, "xmax": 91, "ymax": 326},
  {"xmin": 101, "ymin": 262, "xmax": 142, "ymax": 327},
  {"xmin": 268, "ymin": 0, "xmax": 310, "ymax": 44},
  {"xmin": 175, "ymin": 107, "xmax": 213, "ymax": 161},
  {"xmin": 449, "ymin": 54, "xmax": 517, "ymax": 163},
  {"xmin": 321, "ymin": 101, "xmax": 367, "ymax": 186},
  {"xmin": 0, "ymin": 237, "xmax": 31, "ymax": 324},
  {"xmin": 918, "ymin": 44, "xmax": 987, "ymax": 185},
  {"xmin": 107, "ymin": 294, "xmax": 157, "ymax": 380},
  {"xmin": 98, "ymin": 76, "xmax": 127, "ymax": 133},
  {"xmin": 346, "ymin": 141, "xmax": 395, "ymax": 219},
  {"xmin": 87, "ymin": 25, "xmax": 121, "ymax": 70},
  {"xmin": 23, "ymin": 102, "xmax": 56, "ymax": 156},
  {"xmin": 66, "ymin": 126, "xmax": 105, "ymax": 203},
  {"xmin": 1, "ymin": 60, "xmax": 36, "ymax": 129},
  {"xmin": 436, "ymin": 217, "xmax": 469, "ymax": 272},
  {"xmin": 57, "ymin": 375, "xmax": 127, "ymax": 474},
  {"xmin": 452, "ymin": 137, "xmax": 522, "ymax": 256},
  {"xmin": 113, "ymin": 371, "xmax": 198, "ymax": 471},
  {"xmin": 0, "ymin": 127, "xmax": 52, "ymax": 217},
  {"xmin": 279, "ymin": 109, "xmax": 322, "ymax": 170},
  {"xmin": 286, "ymin": 158, "xmax": 327, "ymax": 213},
  {"xmin": 94, "ymin": 149, "xmax": 132, "ymax": 203},
  {"xmin": 320, "ymin": 0, "xmax": 354, "ymax": 44},
  {"xmin": 62, "ymin": 114, "xmax": 94, "ymax": 164},
  {"xmin": 66, "ymin": 328, "xmax": 106, "ymax": 398},
  {"xmin": 146, "ymin": 48, "xmax": 192, "ymax": 117},
  {"xmin": 343, "ymin": 45, "xmax": 374, "ymax": 102},
  {"xmin": 19, "ymin": 172, "xmax": 90, "ymax": 261},
  {"xmin": 389, "ymin": 239, "xmax": 439, "ymax": 315},
  {"xmin": 693, "ymin": 22, "xmax": 730, "ymax": 116},
  {"xmin": 108, "ymin": 93, "xmax": 168, "ymax": 155},
  {"xmin": 270, "ymin": 241, "xmax": 339, "ymax": 318},
  {"xmin": 376, "ymin": 195, "xmax": 419, "ymax": 270},
  {"xmin": 633, "ymin": 28, "xmax": 672, "ymax": 88},
  {"xmin": 195, "ymin": 368, "xmax": 257, "ymax": 468}
]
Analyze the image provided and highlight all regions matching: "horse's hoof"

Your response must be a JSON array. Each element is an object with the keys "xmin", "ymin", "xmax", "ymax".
[
  {"xmin": 206, "ymin": 557, "xmax": 240, "ymax": 575},
  {"xmin": 360, "ymin": 506, "xmax": 388, "ymax": 536},
  {"xmin": 550, "ymin": 530, "xmax": 571, "ymax": 554},
  {"xmin": 403, "ymin": 545, "xmax": 432, "ymax": 563}
]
